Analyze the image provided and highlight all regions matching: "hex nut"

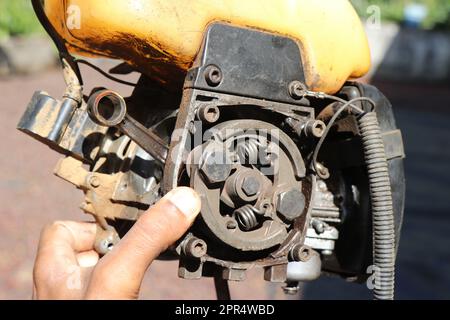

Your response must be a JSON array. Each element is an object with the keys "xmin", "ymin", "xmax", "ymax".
[{"xmin": 241, "ymin": 176, "xmax": 261, "ymax": 197}]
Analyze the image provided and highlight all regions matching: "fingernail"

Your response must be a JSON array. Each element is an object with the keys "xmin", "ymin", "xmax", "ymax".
[{"xmin": 164, "ymin": 187, "xmax": 201, "ymax": 222}]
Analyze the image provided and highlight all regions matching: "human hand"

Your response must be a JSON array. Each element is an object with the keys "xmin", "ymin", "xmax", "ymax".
[{"xmin": 32, "ymin": 187, "xmax": 201, "ymax": 300}]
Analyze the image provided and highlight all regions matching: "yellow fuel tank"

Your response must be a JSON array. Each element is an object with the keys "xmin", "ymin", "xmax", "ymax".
[{"xmin": 44, "ymin": 0, "xmax": 371, "ymax": 94}]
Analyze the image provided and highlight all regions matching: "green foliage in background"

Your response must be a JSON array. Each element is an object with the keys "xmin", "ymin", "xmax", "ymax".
[
  {"xmin": 351, "ymin": 0, "xmax": 450, "ymax": 30},
  {"xmin": 0, "ymin": 0, "xmax": 448, "ymax": 38},
  {"xmin": 0, "ymin": 0, "xmax": 43, "ymax": 39}
]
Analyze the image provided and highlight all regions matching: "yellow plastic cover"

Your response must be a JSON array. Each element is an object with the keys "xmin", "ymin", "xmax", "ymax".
[{"xmin": 45, "ymin": 0, "xmax": 371, "ymax": 94}]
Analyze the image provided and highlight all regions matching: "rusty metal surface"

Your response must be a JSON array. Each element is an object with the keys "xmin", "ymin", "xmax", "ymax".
[
  {"xmin": 0, "ymin": 66, "xmax": 301, "ymax": 300},
  {"xmin": 1, "ymin": 66, "xmax": 448, "ymax": 299}
]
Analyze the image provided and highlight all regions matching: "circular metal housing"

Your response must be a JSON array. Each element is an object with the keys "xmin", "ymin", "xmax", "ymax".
[{"xmin": 88, "ymin": 89, "xmax": 127, "ymax": 127}]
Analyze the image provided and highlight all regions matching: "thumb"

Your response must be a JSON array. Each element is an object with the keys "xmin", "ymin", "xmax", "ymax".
[{"xmin": 85, "ymin": 187, "xmax": 201, "ymax": 299}]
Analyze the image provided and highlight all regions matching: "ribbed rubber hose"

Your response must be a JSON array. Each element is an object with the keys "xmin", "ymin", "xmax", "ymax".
[{"xmin": 357, "ymin": 112, "xmax": 396, "ymax": 300}]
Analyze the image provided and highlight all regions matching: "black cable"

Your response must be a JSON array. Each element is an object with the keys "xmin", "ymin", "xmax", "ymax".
[
  {"xmin": 311, "ymin": 97, "xmax": 376, "ymax": 178},
  {"xmin": 31, "ymin": 0, "xmax": 83, "ymax": 85},
  {"xmin": 75, "ymin": 59, "xmax": 138, "ymax": 87}
]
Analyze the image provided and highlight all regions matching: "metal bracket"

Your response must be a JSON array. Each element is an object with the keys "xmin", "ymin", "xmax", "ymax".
[{"xmin": 184, "ymin": 22, "xmax": 307, "ymax": 105}]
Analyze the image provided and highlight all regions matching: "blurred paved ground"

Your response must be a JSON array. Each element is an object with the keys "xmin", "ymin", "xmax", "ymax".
[{"xmin": 0, "ymin": 64, "xmax": 449, "ymax": 299}]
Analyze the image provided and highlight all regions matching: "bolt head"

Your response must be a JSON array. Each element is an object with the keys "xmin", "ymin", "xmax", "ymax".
[
  {"xmin": 204, "ymin": 65, "xmax": 222, "ymax": 87},
  {"xmin": 241, "ymin": 176, "xmax": 260, "ymax": 197},
  {"xmin": 288, "ymin": 81, "xmax": 307, "ymax": 99},
  {"xmin": 197, "ymin": 104, "xmax": 220, "ymax": 123},
  {"xmin": 290, "ymin": 244, "xmax": 312, "ymax": 262},
  {"xmin": 304, "ymin": 120, "xmax": 326, "ymax": 138},
  {"xmin": 277, "ymin": 189, "xmax": 306, "ymax": 221},
  {"xmin": 183, "ymin": 238, "xmax": 207, "ymax": 258},
  {"xmin": 200, "ymin": 150, "xmax": 232, "ymax": 184},
  {"xmin": 89, "ymin": 175, "xmax": 100, "ymax": 188}
]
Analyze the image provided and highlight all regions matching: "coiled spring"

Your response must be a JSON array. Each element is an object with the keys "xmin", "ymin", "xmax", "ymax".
[
  {"xmin": 234, "ymin": 205, "xmax": 262, "ymax": 231},
  {"xmin": 236, "ymin": 138, "xmax": 264, "ymax": 165}
]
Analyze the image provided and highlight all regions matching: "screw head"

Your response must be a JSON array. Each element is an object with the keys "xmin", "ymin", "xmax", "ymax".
[
  {"xmin": 197, "ymin": 104, "xmax": 220, "ymax": 123},
  {"xmin": 288, "ymin": 81, "xmax": 307, "ymax": 100},
  {"xmin": 276, "ymin": 188, "xmax": 306, "ymax": 221},
  {"xmin": 183, "ymin": 238, "xmax": 207, "ymax": 258},
  {"xmin": 204, "ymin": 65, "xmax": 223, "ymax": 87},
  {"xmin": 289, "ymin": 244, "xmax": 312, "ymax": 262},
  {"xmin": 241, "ymin": 176, "xmax": 261, "ymax": 197},
  {"xmin": 226, "ymin": 220, "xmax": 238, "ymax": 230},
  {"xmin": 89, "ymin": 175, "xmax": 100, "ymax": 188}
]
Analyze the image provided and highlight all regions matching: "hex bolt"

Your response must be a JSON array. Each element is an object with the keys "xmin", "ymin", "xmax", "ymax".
[
  {"xmin": 276, "ymin": 188, "xmax": 306, "ymax": 222},
  {"xmin": 288, "ymin": 81, "xmax": 307, "ymax": 100},
  {"xmin": 289, "ymin": 244, "xmax": 313, "ymax": 262},
  {"xmin": 241, "ymin": 176, "xmax": 261, "ymax": 197},
  {"xmin": 200, "ymin": 150, "xmax": 232, "ymax": 184},
  {"xmin": 204, "ymin": 65, "xmax": 223, "ymax": 87},
  {"xmin": 303, "ymin": 120, "xmax": 326, "ymax": 138},
  {"xmin": 182, "ymin": 237, "xmax": 207, "ymax": 258},
  {"xmin": 225, "ymin": 169, "xmax": 261, "ymax": 203},
  {"xmin": 196, "ymin": 104, "xmax": 220, "ymax": 123}
]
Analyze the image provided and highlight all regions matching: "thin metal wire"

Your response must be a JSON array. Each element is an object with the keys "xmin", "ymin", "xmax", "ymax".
[{"xmin": 311, "ymin": 96, "xmax": 377, "ymax": 178}]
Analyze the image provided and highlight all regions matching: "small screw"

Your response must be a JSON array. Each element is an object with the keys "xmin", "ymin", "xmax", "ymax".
[
  {"xmin": 226, "ymin": 220, "xmax": 237, "ymax": 230},
  {"xmin": 89, "ymin": 175, "xmax": 100, "ymax": 188},
  {"xmin": 288, "ymin": 81, "xmax": 307, "ymax": 100},
  {"xmin": 182, "ymin": 237, "xmax": 207, "ymax": 258},
  {"xmin": 290, "ymin": 244, "xmax": 313, "ymax": 262},
  {"xmin": 197, "ymin": 104, "xmax": 220, "ymax": 123},
  {"xmin": 304, "ymin": 120, "xmax": 326, "ymax": 138}
]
